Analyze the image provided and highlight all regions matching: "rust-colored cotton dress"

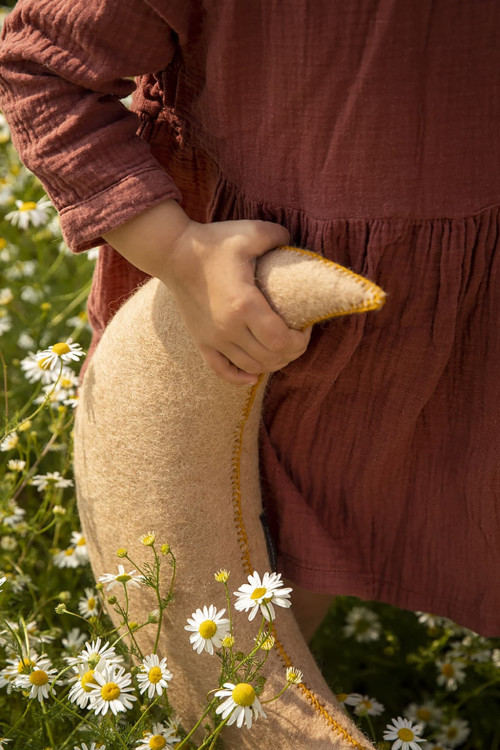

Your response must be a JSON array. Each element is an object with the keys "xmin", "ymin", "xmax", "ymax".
[{"xmin": 1, "ymin": 0, "xmax": 499, "ymax": 635}]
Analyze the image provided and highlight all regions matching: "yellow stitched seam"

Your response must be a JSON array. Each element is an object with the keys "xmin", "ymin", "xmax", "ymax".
[
  {"xmin": 278, "ymin": 245, "xmax": 386, "ymax": 324},
  {"xmin": 230, "ymin": 247, "xmax": 380, "ymax": 749},
  {"xmin": 231, "ymin": 386, "xmax": 369, "ymax": 749}
]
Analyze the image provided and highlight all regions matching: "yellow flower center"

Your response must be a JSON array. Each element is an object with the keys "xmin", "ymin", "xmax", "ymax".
[
  {"xmin": 116, "ymin": 574, "xmax": 131, "ymax": 583},
  {"xmin": 336, "ymin": 693, "xmax": 348, "ymax": 702},
  {"xmin": 447, "ymin": 728, "xmax": 458, "ymax": 738},
  {"xmin": 355, "ymin": 620, "xmax": 370, "ymax": 633},
  {"xmin": 65, "ymin": 548, "xmax": 74, "ymax": 556},
  {"xmin": 199, "ymin": 619, "xmax": 217, "ymax": 639},
  {"xmin": 18, "ymin": 658, "xmax": 36, "ymax": 674},
  {"xmin": 417, "ymin": 708, "xmax": 431, "ymax": 721},
  {"xmin": 149, "ymin": 736, "xmax": 166, "ymax": 750},
  {"xmin": 441, "ymin": 663, "xmax": 455, "ymax": 678},
  {"xmin": 397, "ymin": 728, "xmax": 415, "ymax": 741},
  {"xmin": 361, "ymin": 700, "xmax": 372, "ymax": 709},
  {"xmin": 87, "ymin": 597, "xmax": 96, "ymax": 609},
  {"xmin": 76, "ymin": 536, "xmax": 86, "ymax": 546},
  {"xmin": 60, "ymin": 377, "xmax": 73, "ymax": 388},
  {"xmin": 20, "ymin": 201, "xmax": 37, "ymax": 211},
  {"xmin": 101, "ymin": 681, "xmax": 120, "ymax": 701},
  {"xmin": 232, "ymin": 682, "xmax": 255, "ymax": 707},
  {"xmin": 51, "ymin": 342, "xmax": 71, "ymax": 355},
  {"xmin": 29, "ymin": 669, "xmax": 49, "ymax": 686},
  {"xmin": 81, "ymin": 670, "xmax": 96, "ymax": 692},
  {"xmin": 148, "ymin": 666, "xmax": 163, "ymax": 684},
  {"xmin": 38, "ymin": 357, "xmax": 51, "ymax": 370},
  {"xmin": 250, "ymin": 587, "xmax": 267, "ymax": 600},
  {"xmin": 0, "ymin": 238, "xmax": 6, "ymax": 249}
]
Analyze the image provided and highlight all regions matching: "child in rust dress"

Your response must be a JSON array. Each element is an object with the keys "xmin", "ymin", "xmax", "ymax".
[{"xmin": 0, "ymin": 0, "xmax": 499, "ymax": 641}]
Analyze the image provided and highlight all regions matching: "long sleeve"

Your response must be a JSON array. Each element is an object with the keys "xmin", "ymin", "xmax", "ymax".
[{"xmin": 0, "ymin": 0, "xmax": 182, "ymax": 251}]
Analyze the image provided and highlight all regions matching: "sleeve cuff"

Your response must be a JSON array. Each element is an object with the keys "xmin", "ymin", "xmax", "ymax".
[{"xmin": 58, "ymin": 166, "xmax": 183, "ymax": 252}]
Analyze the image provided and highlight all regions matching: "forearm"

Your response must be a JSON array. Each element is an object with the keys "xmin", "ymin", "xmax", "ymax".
[{"xmin": 103, "ymin": 199, "xmax": 192, "ymax": 281}]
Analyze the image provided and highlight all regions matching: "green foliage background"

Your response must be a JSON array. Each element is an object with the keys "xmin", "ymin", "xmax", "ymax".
[{"xmin": 1, "ymin": 3, "xmax": 500, "ymax": 748}]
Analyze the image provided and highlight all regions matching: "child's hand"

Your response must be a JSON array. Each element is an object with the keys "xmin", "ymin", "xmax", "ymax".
[{"xmin": 104, "ymin": 199, "xmax": 311, "ymax": 385}]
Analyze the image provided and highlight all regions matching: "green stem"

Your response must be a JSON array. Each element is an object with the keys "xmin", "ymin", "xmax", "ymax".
[
  {"xmin": 198, "ymin": 716, "xmax": 230, "ymax": 750},
  {"xmin": 261, "ymin": 682, "xmax": 291, "ymax": 704},
  {"xmin": 2, "ymin": 361, "xmax": 64, "ymax": 439},
  {"xmin": 363, "ymin": 713, "xmax": 376, "ymax": 742},
  {"xmin": 126, "ymin": 695, "xmax": 161, "ymax": 742},
  {"xmin": 41, "ymin": 700, "xmax": 55, "ymax": 747},
  {"xmin": 152, "ymin": 545, "xmax": 163, "ymax": 654},
  {"xmin": 0, "ymin": 348, "xmax": 8, "ymax": 428},
  {"xmin": 176, "ymin": 699, "xmax": 217, "ymax": 749}
]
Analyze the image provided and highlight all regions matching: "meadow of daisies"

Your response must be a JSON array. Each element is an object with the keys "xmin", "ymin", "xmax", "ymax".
[{"xmin": 1, "ymin": 6, "xmax": 500, "ymax": 749}]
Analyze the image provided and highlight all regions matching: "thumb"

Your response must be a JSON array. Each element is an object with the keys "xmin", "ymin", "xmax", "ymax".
[{"xmin": 246, "ymin": 220, "xmax": 291, "ymax": 259}]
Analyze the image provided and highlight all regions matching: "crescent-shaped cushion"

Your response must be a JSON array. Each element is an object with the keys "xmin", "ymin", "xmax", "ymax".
[{"xmin": 74, "ymin": 246, "xmax": 385, "ymax": 749}]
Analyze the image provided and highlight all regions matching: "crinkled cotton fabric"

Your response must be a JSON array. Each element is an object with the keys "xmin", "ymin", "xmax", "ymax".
[{"xmin": 0, "ymin": 0, "xmax": 499, "ymax": 634}]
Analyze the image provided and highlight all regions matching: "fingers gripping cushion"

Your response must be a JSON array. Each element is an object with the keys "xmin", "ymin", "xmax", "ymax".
[{"xmin": 74, "ymin": 246, "xmax": 385, "ymax": 749}]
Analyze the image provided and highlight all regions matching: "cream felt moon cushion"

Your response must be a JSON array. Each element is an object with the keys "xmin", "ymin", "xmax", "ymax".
[{"xmin": 74, "ymin": 246, "xmax": 385, "ymax": 749}]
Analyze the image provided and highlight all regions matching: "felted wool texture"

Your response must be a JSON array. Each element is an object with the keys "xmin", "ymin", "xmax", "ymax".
[{"xmin": 74, "ymin": 246, "xmax": 385, "ymax": 749}]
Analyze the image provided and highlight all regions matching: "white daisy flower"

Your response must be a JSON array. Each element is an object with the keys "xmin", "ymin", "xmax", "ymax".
[
  {"xmin": 0, "ymin": 288, "xmax": 13, "ymax": 305},
  {"xmin": 0, "ymin": 738, "xmax": 12, "ymax": 750},
  {"xmin": 35, "ymin": 339, "xmax": 84, "ymax": 371},
  {"xmin": 78, "ymin": 588, "xmax": 99, "ymax": 619},
  {"xmin": 10, "ymin": 572, "xmax": 31, "ymax": 594},
  {"xmin": 137, "ymin": 654, "xmax": 173, "ymax": 699},
  {"xmin": 59, "ymin": 367, "xmax": 80, "ymax": 390},
  {"xmin": 74, "ymin": 743, "xmax": 106, "ymax": 750},
  {"xmin": 0, "ymin": 313, "xmax": 12, "ymax": 336},
  {"xmin": 68, "ymin": 660, "xmax": 107, "ymax": 708},
  {"xmin": 450, "ymin": 635, "xmax": 491, "ymax": 663},
  {"xmin": 16, "ymin": 658, "xmax": 60, "ymax": 702},
  {"xmin": 1, "ymin": 499, "xmax": 25, "ymax": 528},
  {"xmin": 53, "ymin": 546, "xmax": 82, "ymax": 569},
  {"xmin": 404, "ymin": 700, "xmax": 443, "ymax": 727},
  {"xmin": 98, "ymin": 564, "xmax": 143, "ymax": 591},
  {"xmin": 383, "ymin": 717, "xmax": 425, "ymax": 750},
  {"xmin": 86, "ymin": 663, "xmax": 136, "ymax": 716},
  {"xmin": 0, "ymin": 536, "xmax": 17, "ymax": 551},
  {"xmin": 0, "ymin": 432, "xmax": 19, "ymax": 452},
  {"xmin": 436, "ymin": 659, "xmax": 466, "ymax": 691},
  {"xmin": 20, "ymin": 352, "xmax": 58, "ymax": 384},
  {"xmin": 184, "ymin": 605, "xmax": 230, "ymax": 655},
  {"xmin": 285, "ymin": 666, "xmax": 303, "ymax": 685},
  {"xmin": 5, "ymin": 198, "xmax": 52, "ymax": 230},
  {"xmin": 62, "ymin": 628, "xmax": 88, "ymax": 652},
  {"xmin": 436, "ymin": 718, "xmax": 471, "ymax": 748},
  {"xmin": 17, "ymin": 333, "xmax": 37, "ymax": 350},
  {"xmin": 345, "ymin": 693, "xmax": 385, "ymax": 717},
  {"xmin": 135, "ymin": 722, "xmax": 180, "ymax": 749},
  {"xmin": 20, "ymin": 286, "xmax": 43, "ymax": 304},
  {"xmin": 70, "ymin": 531, "xmax": 89, "ymax": 563},
  {"xmin": 31, "ymin": 471, "xmax": 74, "ymax": 492},
  {"xmin": 343, "ymin": 606, "xmax": 381, "ymax": 642},
  {"xmin": 69, "ymin": 638, "xmax": 123, "ymax": 670},
  {"xmin": 7, "ymin": 459, "xmax": 25, "ymax": 472},
  {"xmin": 34, "ymin": 382, "xmax": 73, "ymax": 408},
  {"xmin": 233, "ymin": 571, "xmax": 292, "ymax": 622},
  {"xmin": 64, "ymin": 394, "xmax": 80, "ymax": 409},
  {"xmin": 215, "ymin": 682, "xmax": 267, "ymax": 730},
  {"xmin": 416, "ymin": 612, "xmax": 454, "ymax": 631}
]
